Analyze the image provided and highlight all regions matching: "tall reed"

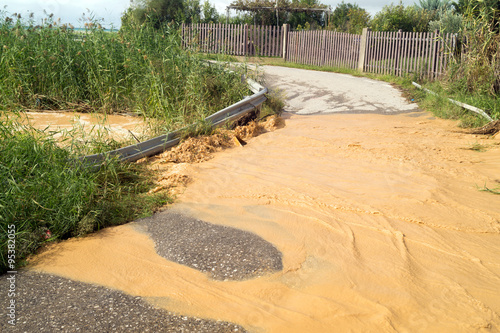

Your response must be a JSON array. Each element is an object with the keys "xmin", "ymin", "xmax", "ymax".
[
  {"xmin": 0, "ymin": 11, "xmax": 248, "ymax": 131},
  {"xmin": 446, "ymin": 4, "xmax": 499, "ymax": 99}
]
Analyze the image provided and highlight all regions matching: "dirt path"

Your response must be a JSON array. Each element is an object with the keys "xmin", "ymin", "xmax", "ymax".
[{"xmin": 5, "ymin": 67, "xmax": 500, "ymax": 332}]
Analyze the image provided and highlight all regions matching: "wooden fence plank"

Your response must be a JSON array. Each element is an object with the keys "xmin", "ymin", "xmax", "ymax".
[
  {"xmin": 403, "ymin": 32, "xmax": 410, "ymax": 75},
  {"xmin": 376, "ymin": 31, "xmax": 382, "ymax": 74},
  {"xmin": 367, "ymin": 31, "xmax": 373, "ymax": 72},
  {"xmin": 264, "ymin": 26, "xmax": 268, "ymax": 57},
  {"xmin": 341, "ymin": 33, "xmax": 346, "ymax": 67},
  {"xmin": 413, "ymin": 32, "xmax": 424, "ymax": 77},
  {"xmin": 347, "ymin": 33, "xmax": 352, "ymax": 68},
  {"xmin": 350, "ymin": 34, "xmax": 355, "ymax": 69},
  {"xmin": 368, "ymin": 31, "xmax": 374, "ymax": 73},
  {"xmin": 375, "ymin": 31, "xmax": 382, "ymax": 74},
  {"xmin": 274, "ymin": 25, "xmax": 278, "ymax": 57},
  {"xmin": 378, "ymin": 32, "xmax": 384, "ymax": 74},
  {"xmin": 427, "ymin": 32, "xmax": 433, "ymax": 79},
  {"xmin": 367, "ymin": 31, "xmax": 372, "ymax": 72}
]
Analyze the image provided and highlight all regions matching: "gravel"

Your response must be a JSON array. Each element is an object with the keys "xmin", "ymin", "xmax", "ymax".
[
  {"xmin": 139, "ymin": 211, "xmax": 283, "ymax": 281},
  {"xmin": 0, "ymin": 271, "xmax": 246, "ymax": 333}
]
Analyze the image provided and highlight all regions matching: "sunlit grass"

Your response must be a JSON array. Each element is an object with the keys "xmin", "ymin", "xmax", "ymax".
[{"xmin": 0, "ymin": 11, "xmax": 248, "ymax": 132}]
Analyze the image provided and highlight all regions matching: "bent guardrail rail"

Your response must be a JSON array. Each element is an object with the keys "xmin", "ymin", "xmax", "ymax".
[{"xmin": 80, "ymin": 76, "xmax": 267, "ymax": 166}]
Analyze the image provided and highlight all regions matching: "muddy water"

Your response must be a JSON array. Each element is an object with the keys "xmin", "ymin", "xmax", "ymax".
[
  {"xmin": 31, "ymin": 112, "xmax": 500, "ymax": 332},
  {"xmin": 21, "ymin": 111, "xmax": 144, "ymax": 141}
]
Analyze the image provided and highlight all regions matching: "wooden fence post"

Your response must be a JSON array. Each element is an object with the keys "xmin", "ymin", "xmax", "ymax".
[
  {"xmin": 357, "ymin": 27, "xmax": 369, "ymax": 72},
  {"xmin": 282, "ymin": 24, "xmax": 289, "ymax": 60}
]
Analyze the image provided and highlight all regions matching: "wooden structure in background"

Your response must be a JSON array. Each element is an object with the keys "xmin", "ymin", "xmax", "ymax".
[{"xmin": 181, "ymin": 23, "xmax": 458, "ymax": 80}]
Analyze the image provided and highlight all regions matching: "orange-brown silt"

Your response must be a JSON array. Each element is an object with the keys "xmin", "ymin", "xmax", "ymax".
[
  {"xmin": 18, "ymin": 111, "xmax": 144, "ymax": 141},
  {"xmin": 30, "ymin": 111, "xmax": 500, "ymax": 332}
]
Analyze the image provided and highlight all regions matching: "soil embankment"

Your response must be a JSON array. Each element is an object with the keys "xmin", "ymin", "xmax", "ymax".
[{"xmin": 14, "ymin": 67, "xmax": 500, "ymax": 332}]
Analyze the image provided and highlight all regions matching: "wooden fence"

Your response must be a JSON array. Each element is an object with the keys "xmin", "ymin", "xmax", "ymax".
[
  {"xmin": 286, "ymin": 30, "xmax": 360, "ymax": 69},
  {"xmin": 181, "ymin": 23, "xmax": 283, "ymax": 57},
  {"xmin": 181, "ymin": 24, "xmax": 458, "ymax": 80},
  {"xmin": 364, "ymin": 30, "xmax": 457, "ymax": 80}
]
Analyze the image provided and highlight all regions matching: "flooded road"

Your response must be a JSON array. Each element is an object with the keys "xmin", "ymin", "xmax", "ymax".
[{"xmin": 29, "ymin": 67, "xmax": 500, "ymax": 332}]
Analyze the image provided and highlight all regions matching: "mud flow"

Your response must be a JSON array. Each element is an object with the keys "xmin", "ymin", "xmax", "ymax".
[
  {"xmin": 30, "ymin": 110, "xmax": 500, "ymax": 332},
  {"xmin": 19, "ymin": 111, "xmax": 144, "ymax": 141}
]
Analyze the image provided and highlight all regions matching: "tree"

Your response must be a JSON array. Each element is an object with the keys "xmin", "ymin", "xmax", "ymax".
[
  {"xmin": 370, "ymin": 3, "xmax": 437, "ymax": 32},
  {"xmin": 201, "ymin": 0, "xmax": 219, "ymax": 23},
  {"xmin": 327, "ymin": 2, "xmax": 370, "ymax": 34},
  {"xmin": 228, "ymin": 0, "xmax": 329, "ymax": 27},
  {"xmin": 182, "ymin": 0, "xmax": 201, "ymax": 24},
  {"xmin": 417, "ymin": 0, "xmax": 462, "ymax": 33},
  {"xmin": 287, "ymin": 0, "xmax": 326, "ymax": 29},
  {"xmin": 122, "ymin": 0, "xmax": 185, "ymax": 27},
  {"xmin": 416, "ymin": 0, "xmax": 453, "ymax": 11},
  {"xmin": 428, "ymin": 10, "xmax": 463, "ymax": 32},
  {"xmin": 453, "ymin": 0, "xmax": 500, "ymax": 17}
]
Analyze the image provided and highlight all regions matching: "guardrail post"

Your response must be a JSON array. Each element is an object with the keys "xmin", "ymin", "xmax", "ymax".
[
  {"xmin": 357, "ymin": 27, "xmax": 369, "ymax": 72},
  {"xmin": 282, "ymin": 24, "xmax": 289, "ymax": 60}
]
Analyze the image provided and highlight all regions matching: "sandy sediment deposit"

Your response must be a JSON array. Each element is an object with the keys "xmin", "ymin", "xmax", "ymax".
[
  {"xmin": 16, "ymin": 111, "xmax": 145, "ymax": 142},
  {"xmin": 29, "ymin": 108, "xmax": 500, "ymax": 332}
]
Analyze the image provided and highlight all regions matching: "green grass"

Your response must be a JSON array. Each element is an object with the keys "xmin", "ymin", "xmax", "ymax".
[
  {"xmin": 466, "ymin": 142, "xmax": 488, "ymax": 152},
  {"xmin": 411, "ymin": 80, "xmax": 499, "ymax": 128},
  {"xmin": 0, "ymin": 12, "xmax": 248, "ymax": 132},
  {"xmin": 479, "ymin": 184, "xmax": 500, "ymax": 195},
  {"xmin": 0, "ymin": 115, "xmax": 170, "ymax": 273},
  {"xmin": 0, "ymin": 11, "xmax": 256, "ymax": 274}
]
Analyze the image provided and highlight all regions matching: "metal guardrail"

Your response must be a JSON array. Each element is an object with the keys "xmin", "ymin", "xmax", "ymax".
[{"xmin": 80, "ymin": 76, "xmax": 267, "ymax": 166}]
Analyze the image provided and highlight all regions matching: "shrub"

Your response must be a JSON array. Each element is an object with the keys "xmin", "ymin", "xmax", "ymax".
[{"xmin": 370, "ymin": 3, "xmax": 437, "ymax": 32}]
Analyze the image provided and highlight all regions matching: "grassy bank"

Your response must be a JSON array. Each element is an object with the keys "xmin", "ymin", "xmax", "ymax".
[
  {"xmin": 0, "ymin": 12, "xmax": 257, "ymax": 273},
  {"xmin": 0, "ymin": 12, "xmax": 248, "ymax": 131},
  {"xmin": 0, "ymin": 116, "xmax": 170, "ymax": 273}
]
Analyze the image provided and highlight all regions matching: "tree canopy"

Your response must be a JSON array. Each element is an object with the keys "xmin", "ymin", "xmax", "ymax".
[
  {"xmin": 228, "ymin": 0, "xmax": 329, "ymax": 27},
  {"xmin": 328, "ymin": 2, "xmax": 370, "ymax": 34},
  {"xmin": 416, "ymin": 0, "xmax": 453, "ymax": 11},
  {"xmin": 371, "ymin": 3, "xmax": 437, "ymax": 32}
]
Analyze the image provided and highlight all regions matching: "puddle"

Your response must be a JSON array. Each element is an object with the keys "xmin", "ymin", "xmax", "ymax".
[
  {"xmin": 18, "ymin": 111, "xmax": 145, "ymax": 141},
  {"xmin": 30, "ymin": 112, "xmax": 500, "ymax": 332}
]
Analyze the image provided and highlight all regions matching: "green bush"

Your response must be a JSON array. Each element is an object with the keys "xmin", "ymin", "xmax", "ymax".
[
  {"xmin": 445, "ymin": 3, "xmax": 500, "ymax": 98},
  {"xmin": 428, "ymin": 10, "xmax": 463, "ymax": 33},
  {"xmin": 370, "ymin": 3, "xmax": 437, "ymax": 32}
]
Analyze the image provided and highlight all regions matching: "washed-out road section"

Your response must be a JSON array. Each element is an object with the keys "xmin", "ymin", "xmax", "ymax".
[{"xmin": 2, "ymin": 66, "xmax": 500, "ymax": 333}]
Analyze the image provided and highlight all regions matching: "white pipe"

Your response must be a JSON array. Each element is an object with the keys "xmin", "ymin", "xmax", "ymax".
[{"xmin": 412, "ymin": 82, "xmax": 493, "ymax": 122}]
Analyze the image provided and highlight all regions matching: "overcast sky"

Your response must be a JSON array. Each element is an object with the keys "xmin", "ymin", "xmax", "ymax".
[{"xmin": 2, "ymin": 0, "xmax": 415, "ymax": 28}]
